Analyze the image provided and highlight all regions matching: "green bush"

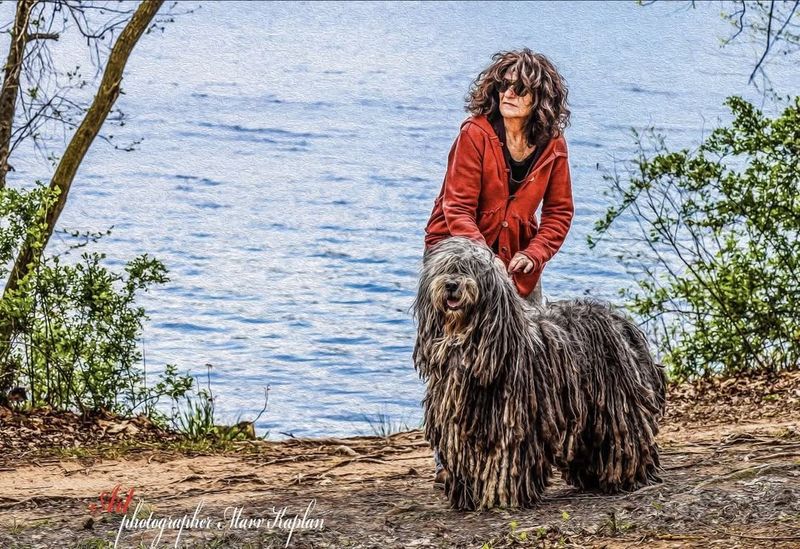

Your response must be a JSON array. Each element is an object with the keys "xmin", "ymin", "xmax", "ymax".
[
  {"xmin": 0, "ymin": 182, "xmax": 193, "ymax": 422},
  {"xmin": 590, "ymin": 96, "xmax": 800, "ymax": 380}
]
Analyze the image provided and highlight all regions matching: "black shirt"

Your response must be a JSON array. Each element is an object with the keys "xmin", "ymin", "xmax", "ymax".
[{"xmin": 489, "ymin": 113, "xmax": 545, "ymax": 196}]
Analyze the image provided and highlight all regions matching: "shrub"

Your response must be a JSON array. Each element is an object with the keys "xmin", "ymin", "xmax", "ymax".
[
  {"xmin": 1, "ymin": 182, "xmax": 193, "ymax": 421},
  {"xmin": 590, "ymin": 96, "xmax": 800, "ymax": 380}
]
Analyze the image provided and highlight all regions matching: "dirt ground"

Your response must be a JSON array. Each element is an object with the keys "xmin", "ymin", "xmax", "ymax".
[{"xmin": 1, "ymin": 370, "xmax": 799, "ymax": 548}]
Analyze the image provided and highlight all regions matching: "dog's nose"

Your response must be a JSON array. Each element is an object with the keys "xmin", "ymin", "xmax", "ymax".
[{"xmin": 445, "ymin": 281, "xmax": 458, "ymax": 292}]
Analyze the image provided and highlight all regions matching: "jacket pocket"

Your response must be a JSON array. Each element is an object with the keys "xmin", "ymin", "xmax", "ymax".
[
  {"xmin": 476, "ymin": 207, "xmax": 501, "ymax": 234},
  {"xmin": 521, "ymin": 214, "xmax": 538, "ymax": 244}
]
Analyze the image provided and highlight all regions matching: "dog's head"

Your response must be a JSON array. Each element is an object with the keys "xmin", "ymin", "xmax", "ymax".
[
  {"xmin": 412, "ymin": 237, "xmax": 528, "ymax": 383},
  {"xmin": 425, "ymin": 241, "xmax": 485, "ymax": 317},
  {"xmin": 415, "ymin": 237, "xmax": 514, "ymax": 331}
]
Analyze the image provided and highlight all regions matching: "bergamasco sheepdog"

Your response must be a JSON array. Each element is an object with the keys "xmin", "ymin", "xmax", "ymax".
[{"xmin": 412, "ymin": 237, "xmax": 666, "ymax": 510}]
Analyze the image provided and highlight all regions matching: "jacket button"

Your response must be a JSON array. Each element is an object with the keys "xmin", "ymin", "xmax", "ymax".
[
  {"xmin": 502, "ymin": 221, "xmax": 509, "ymax": 227},
  {"xmin": 501, "ymin": 247, "xmax": 508, "ymax": 252}
]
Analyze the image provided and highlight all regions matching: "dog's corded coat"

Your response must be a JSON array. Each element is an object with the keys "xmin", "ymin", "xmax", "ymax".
[{"xmin": 412, "ymin": 237, "xmax": 666, "ymax": 510}]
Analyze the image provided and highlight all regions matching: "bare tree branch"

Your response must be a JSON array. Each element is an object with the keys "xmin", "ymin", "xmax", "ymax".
[
  {"xmin": 723, "ymin": 1, "xmax": 748, "ymax": 44},
  {"xmin": 642, "ymin": 1, "xmax": 800, "ymax": 89},
  {"xmin": 750, "ymin": 0, "xmax": 776, "ymax": 83},
  {"xmin": 26, "ymin": 32, "xmax": 60, "ymax": 41},
  {"xmin": 0, "ymin": 0, "xmax": 38, "ymax": 190}
]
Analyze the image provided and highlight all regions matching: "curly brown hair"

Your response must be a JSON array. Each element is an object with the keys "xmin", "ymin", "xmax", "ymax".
[{"xmin": 466, "ymin": 49, "xmax": 571, "ymax": 149}]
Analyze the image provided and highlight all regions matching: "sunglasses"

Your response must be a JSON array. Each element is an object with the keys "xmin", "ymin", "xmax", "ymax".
[{"xmin": 497, "ymin": 78, "xmax": 529, "ymax": 97}]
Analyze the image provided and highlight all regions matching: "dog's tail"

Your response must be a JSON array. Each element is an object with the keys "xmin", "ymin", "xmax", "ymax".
[{"xmin": 615, "ymin": 311, "xmax": 667, "ymax": 418}]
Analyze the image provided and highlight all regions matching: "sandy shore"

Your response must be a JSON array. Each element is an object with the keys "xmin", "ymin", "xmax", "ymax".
[{"xmin": 1, "ymin": 370, "xmax": 799, "ymax": 548}]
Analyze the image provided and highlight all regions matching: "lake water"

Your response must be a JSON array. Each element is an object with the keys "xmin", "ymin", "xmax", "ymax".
[{"xmin": 5, "ymin": 2, "xmax": 798, "ymax": 438}]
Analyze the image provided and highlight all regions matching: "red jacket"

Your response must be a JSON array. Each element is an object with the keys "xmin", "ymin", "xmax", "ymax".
[{"xmin": 424, "ymin": 115, "xmax": 574, "ymax": 297}]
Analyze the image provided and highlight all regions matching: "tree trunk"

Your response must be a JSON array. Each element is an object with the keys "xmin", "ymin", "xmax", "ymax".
[
  {"xmin": 0, "ymin": 0, "xmax": 164, "ymax": 394},
  {"xmin": 0, "ymin": 0, "xmax": 38, "ymax": 190}
]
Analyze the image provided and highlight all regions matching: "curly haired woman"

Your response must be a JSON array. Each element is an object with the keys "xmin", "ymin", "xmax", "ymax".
[
  {"xmin": 424, "ymin": 48, "xmax": 573, "ymax": 304},
  {"xmin": 422, "ymin": 48, "xmax": 575, "ymax": 485}
]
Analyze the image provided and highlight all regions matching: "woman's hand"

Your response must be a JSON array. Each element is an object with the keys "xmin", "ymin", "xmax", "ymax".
[{"xmin": 509, "ymin": 252, "xmax": 537, "ymax": 274}]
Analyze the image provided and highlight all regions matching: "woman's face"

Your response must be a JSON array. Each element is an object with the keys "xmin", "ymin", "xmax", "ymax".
[{"xmin": 498, "ymin": 70, "xmax": 533, "ymax": 121}]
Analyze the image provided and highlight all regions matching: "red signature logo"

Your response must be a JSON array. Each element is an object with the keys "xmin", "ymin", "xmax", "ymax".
[{"xmin": 87, "ymin": 484, "xmax": 135, "ymax": 515}]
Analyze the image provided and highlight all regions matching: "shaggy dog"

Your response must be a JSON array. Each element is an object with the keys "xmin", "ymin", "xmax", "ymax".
[{"xmin": 412, "ymin": 237, "xmax": 666, "ymax": 510}]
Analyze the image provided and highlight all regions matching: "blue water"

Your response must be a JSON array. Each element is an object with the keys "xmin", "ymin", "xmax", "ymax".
[{"xmin": 3, "ymin": 2, "xmax": 798, "ymax": 438}]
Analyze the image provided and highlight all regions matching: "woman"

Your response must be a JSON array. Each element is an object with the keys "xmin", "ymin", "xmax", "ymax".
[
  {"xmin": 423, "ymin": 49, "xmax": 574, "ymax": 485},
  {"xmin": 424, "ymin": 48, "xmax": 573, "ymax": 305}
]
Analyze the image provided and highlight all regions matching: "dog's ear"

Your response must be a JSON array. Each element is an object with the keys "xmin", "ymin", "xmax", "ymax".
[{"xmin": 412, "ymin": 275, "xmax": 447, "ymax": 380}]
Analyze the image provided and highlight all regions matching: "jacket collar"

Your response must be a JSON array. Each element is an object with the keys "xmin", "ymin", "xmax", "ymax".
[{"xmin": 464, "ymin": 114, "xmax": 561, "ymax": 193}]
